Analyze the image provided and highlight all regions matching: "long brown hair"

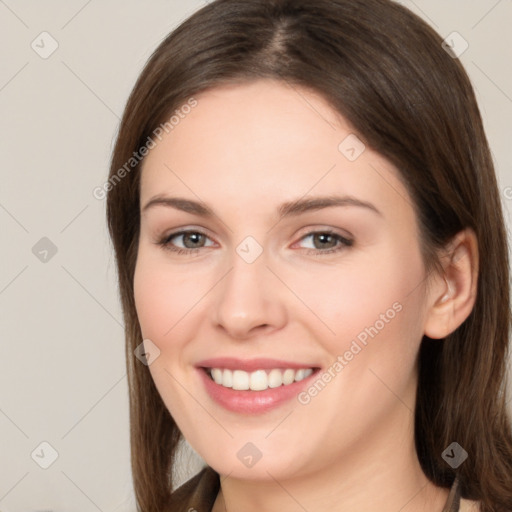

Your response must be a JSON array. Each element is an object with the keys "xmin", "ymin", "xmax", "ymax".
[{"xmin": 106, "ymin": 0, "xmax": 512, "ymax": 510}]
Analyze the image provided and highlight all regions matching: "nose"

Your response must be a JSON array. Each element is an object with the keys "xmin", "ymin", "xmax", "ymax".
[{"xmin": 212, "ymin": 250, "xmax": 288, "ymax": 340}]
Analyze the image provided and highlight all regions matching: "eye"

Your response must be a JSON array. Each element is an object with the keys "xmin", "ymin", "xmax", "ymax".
[
  {"xmin": 294, "ymin": 230, "xmax": 353, "ymax": 255},
  {"xmin": 157, "ymin": 230, "xmax": 215, "ymax": 255},
  {"xmin": 155, "ymin": 228, "xmax": 353, "ymax": 256}
]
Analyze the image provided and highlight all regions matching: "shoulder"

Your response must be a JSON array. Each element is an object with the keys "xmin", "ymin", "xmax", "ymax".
[{"xmin": 168, "ymin": 465, "xmax": 220, "ymax": 512}]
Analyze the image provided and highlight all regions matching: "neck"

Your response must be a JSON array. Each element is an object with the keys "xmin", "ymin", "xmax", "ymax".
[{"xmin": 212, "ymin": 407, "xmax": 449, "ymax": 512}]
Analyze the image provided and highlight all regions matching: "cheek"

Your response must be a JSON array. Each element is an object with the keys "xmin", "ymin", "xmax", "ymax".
[
  {"xmin": 133, "ymin": 251, "xmax": 198, "ymax": 347},
  {"xmin": 133, "ymin": 252, "xmax": 204, "ymax": 420},
  {"xmin": 282, "ymin": 240, "xmax": 427, "ymax": 393},
  {"xmin": 134, "ymin": 262, "xmax": 170, "ymax": 341},
  {"xmin": 288, "ymin": 252, "xmax": 423, "ymax": 341}
]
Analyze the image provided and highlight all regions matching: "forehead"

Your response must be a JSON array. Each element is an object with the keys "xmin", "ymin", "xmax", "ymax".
[
  {"xmin": 144, "ymin": 79, "xmax": 348, "ymax": 172},
  {"xmin": 139, "ymin": 79, "xmax": 413, "ymax": 225}
]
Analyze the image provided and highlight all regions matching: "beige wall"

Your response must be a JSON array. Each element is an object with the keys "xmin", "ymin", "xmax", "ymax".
[{"xmin": 0, "ymin": 1, "xmax": 510, "ymax": 510}]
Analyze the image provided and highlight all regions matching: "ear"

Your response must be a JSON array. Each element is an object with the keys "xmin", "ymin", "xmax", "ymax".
[{"xmin": 423, "ymin": 228, "xmax": 479, "ymax": 339}]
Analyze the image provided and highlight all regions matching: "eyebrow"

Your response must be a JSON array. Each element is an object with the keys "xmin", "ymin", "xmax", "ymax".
[{"xmin": 141, "ymin": 195, "xmax": 382, "ymax": 218}]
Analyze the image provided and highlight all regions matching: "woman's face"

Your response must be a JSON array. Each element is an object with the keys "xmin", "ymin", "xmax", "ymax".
[{"xmin": 134, "ymin": 79, "xmax": 433, "ymax": 480}]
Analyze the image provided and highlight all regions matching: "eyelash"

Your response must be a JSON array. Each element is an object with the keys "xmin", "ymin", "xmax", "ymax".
[{"xmin": 155, "ymin": 229, "xmax": 354, "ymax": 257}]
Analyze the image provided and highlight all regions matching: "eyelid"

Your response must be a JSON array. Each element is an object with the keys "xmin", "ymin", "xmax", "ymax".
[
  {"xmin": 159, "ymin": 224, "xmax": 215, "ymax": 239},
  {"xmin": 159, "ymin": 227, "xmax": 217, "ymax": 247},
  {"xmin": 291, "ymin": 229, "xmax": 353, "ymax": 253},
  {"xmin": 291, "ymin": 225, "xmax": 353, "ymax": 244},
  {"xmin": 172, "ymin": 232, "xmax": 216, "ymax": 249}
]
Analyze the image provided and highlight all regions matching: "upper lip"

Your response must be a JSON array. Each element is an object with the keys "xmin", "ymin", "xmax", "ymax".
[{"xmin": 196, "ymin": 357, "xmax": 320, "ymax": 372}]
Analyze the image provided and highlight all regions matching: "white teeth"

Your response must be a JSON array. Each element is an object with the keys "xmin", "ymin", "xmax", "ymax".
[
  {"xmin": 294, "ymin": 369, "xmax": 305, "ymax": 381},
  {"xmin": 212, "ymin": 368, "xmax": 223, "ymax": 384},
  {"xmin": 223, "ymin": 369, "xmax": 233, "ymax": 387},
  {"xmin": 268, "ymin": 368, "xmax": 283, "ymax": 388},
  {"xmin": 232, "ymin": 369, "xmax": 250, "ymax": 390},
  {"xmin": 283, "ymin": 368, "xmax": 295, "ymax": 385},
  {"xmin": 208, "ymin": 367, "xmax": 314, "ymax": 391}
]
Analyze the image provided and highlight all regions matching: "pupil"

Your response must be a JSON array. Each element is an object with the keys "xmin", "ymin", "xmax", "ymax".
[
  {"xmin": 185, "ymin": 233, "xmax": 203, "ymax": 248},
  {"xmin": 315, "ymin": 233, "xmax": 335, "ymax": 249}
]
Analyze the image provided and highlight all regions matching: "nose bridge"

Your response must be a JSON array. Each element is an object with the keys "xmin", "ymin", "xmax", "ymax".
[{"xmin": 213, "ymin": 242, "xmax": 287, "ymax": 338}]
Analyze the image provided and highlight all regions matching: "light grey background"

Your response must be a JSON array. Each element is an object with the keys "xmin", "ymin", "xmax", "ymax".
[{"xmin": 0, "ymin": 1, "xmax": 511, "ymax": 510}]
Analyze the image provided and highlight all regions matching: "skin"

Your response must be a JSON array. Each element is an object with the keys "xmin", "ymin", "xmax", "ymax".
[{"xmin": 133, "ymin": 79, "xmax": 478, "ymax": 512}]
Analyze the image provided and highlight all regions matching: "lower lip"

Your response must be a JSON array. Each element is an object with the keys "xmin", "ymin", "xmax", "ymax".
[{"xmin": 196, "ymin": 367, "xmax": 319, "ymax": 414}]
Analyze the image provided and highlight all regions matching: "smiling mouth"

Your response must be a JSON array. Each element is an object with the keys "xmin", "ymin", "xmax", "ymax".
[{"xmin": 203, "ymin": 366, "xmax": 319, "ymax": 391}]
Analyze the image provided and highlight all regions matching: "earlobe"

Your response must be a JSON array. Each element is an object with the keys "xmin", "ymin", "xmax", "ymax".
[{"xmin": 423, "ymin": 228, "xmax": 479, "ymax": 340}]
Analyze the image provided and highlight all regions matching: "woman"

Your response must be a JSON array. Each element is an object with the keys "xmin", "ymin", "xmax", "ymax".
[{"xmin": 106, "ymin": 0, "xmax": 512, "ymax": 510}]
